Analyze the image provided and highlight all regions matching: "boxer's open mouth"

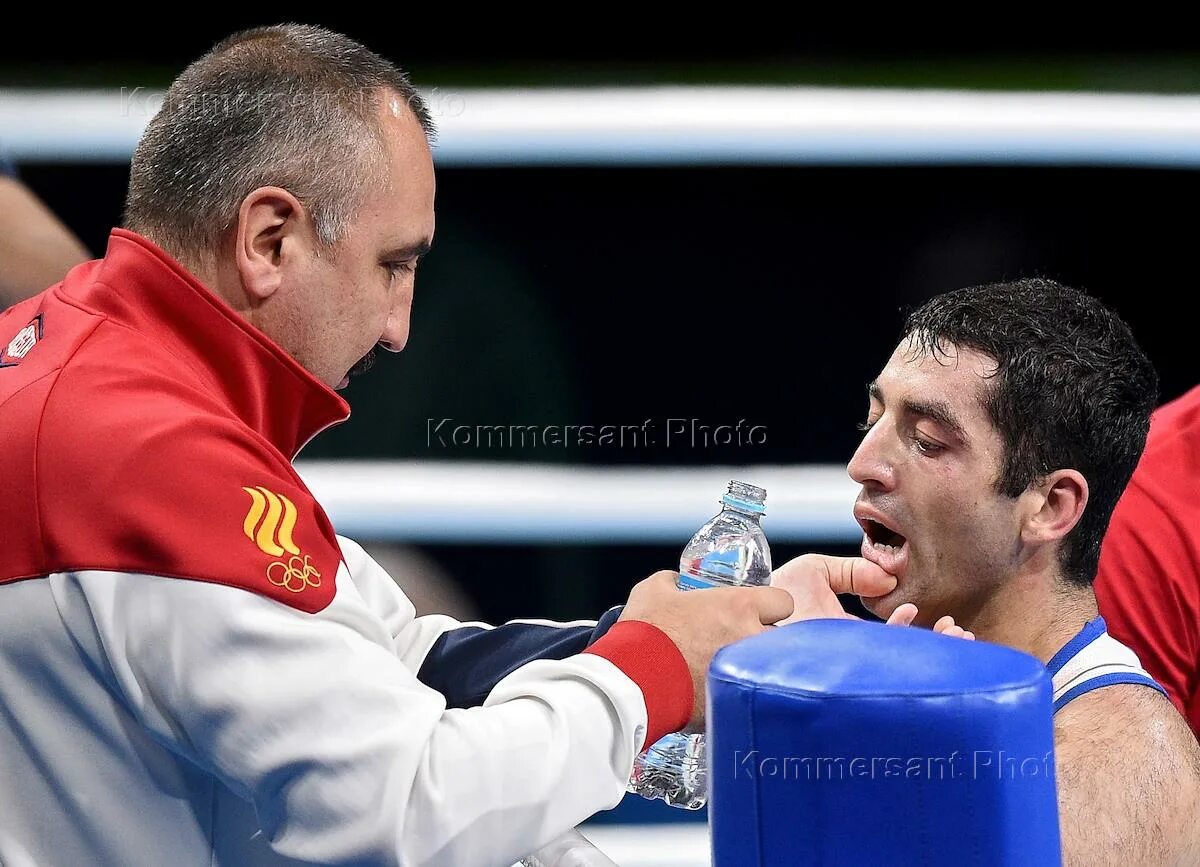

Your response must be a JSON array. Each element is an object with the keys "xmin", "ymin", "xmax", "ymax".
[
  {"xmin": 863, "ymin": 518, "xmax": 907, "ymax": 553},
  {"xmin": 854, "ymin": 506, "xmax": 910, "ymax": 576}
]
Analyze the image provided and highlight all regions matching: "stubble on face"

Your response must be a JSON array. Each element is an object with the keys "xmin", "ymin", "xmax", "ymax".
[
  {"xmin": 348, "ymin": 344, "xmax": 378, "ymax": 379},
  {"xmin": 854, "ymin": 340, "xmax": 1018, "ymax": 628}
]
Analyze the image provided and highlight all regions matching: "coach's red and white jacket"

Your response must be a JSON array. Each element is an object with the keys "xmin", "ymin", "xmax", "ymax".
[{"xmin": 0, "ymin": 229, "xmax": 691, "ymax": 867}]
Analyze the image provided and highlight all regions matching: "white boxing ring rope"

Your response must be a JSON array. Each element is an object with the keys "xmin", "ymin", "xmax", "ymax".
[
  {"xmin": 4, "ymin": 86, "xmax": 1200, "ymax": 167},
  {"xmin": 294, "ymin": 461, "xmax": 861, "ymax": 544}
]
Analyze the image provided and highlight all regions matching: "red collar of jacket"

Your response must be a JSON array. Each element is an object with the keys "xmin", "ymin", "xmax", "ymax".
[{"xmin": 75, "ymin": 228, "xmax": 350, "ymax": 458}]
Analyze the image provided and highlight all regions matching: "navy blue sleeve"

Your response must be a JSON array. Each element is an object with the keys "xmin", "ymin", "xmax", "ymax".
[
  {"xmin": 417, "ymin": 606, "xmax": 624, "ymax": 709},
  {"xmin": 0, "ymin": 153, "xmax": 16, "ymax": 178}
]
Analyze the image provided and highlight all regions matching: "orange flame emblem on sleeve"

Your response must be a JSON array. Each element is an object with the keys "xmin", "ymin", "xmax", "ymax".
[{"xmin": 243, "ymin": 486, "xmax": 321, "ymax": 592}]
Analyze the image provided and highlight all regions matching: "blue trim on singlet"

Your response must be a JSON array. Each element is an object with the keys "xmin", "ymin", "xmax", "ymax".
[
  {"xmin": 1053, "ymin": 672, "xmax": 1168, "ymax": 713},
  {"xmin": 1045, "ymin": 616, "xmax": 1107, "ymax": 677},
  {"xmin": 1049, "ymin": 615, "xmax": 1169, "ymax": 713}
]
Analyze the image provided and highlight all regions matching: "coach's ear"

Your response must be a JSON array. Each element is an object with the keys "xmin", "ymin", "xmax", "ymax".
[
  {"xmin": 1020, "ymin": 469, "xmax": 1089, "ymax": 545},
  {"xmin": 234, "ymin": 186, "xmax": 304, "ymax": 303}
]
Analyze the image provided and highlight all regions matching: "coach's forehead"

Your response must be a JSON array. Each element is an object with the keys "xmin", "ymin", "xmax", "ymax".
[{"xmin": 359, "ymin": 93, "xmax": 435, "ymax": 241}]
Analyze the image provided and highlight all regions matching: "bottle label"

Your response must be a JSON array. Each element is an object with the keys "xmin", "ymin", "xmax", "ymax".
[
  {"xmin": 677, "ymin": 549, "xmax": 744, "ymax": 591},
  {"xmin": 677, "ymin": 572, "xmax": 719, "ymax": 591}
]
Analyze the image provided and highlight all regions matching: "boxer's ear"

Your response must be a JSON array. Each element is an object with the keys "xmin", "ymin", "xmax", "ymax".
[{"xmin": 1020, "ymin": 469, "xmax": 1088, "ymax": 546}]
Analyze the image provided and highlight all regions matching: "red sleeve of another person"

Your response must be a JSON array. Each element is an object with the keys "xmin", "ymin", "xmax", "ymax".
[{"xmin": 1095, "ymin": 386, "xmax": 1200, "ymax": 735}]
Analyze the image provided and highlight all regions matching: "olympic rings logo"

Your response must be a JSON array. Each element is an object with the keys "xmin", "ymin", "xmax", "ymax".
[{"xmin": 267, "ymin": 555, "xmax": 322, "ymax": 593}]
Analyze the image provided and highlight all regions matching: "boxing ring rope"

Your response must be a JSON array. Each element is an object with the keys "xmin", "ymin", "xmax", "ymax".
[
  {"xmin": 4, "ymin": 86, "xmax": 1200, "ymax": 166},
  {"xmin": 295, "ymin": 461, "xmax": 861, "ymax": 544}
]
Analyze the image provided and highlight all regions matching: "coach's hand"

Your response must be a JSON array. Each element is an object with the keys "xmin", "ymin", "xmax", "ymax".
[
  {"xmin": 770, "ymin": 554, "xmax": 975, "ymax": 638},
  {"xmin": 770, "ymin": 553, "xmax": 896, "ymax": 624},
  {"xmin": 619, "ymin": 570, "xmax": 793, "ymax": 729}
]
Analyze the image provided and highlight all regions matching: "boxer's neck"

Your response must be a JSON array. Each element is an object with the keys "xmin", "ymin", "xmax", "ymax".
[{"xmin": 963, "ymin": 558, "xmax": 1099, "ymax": 665}]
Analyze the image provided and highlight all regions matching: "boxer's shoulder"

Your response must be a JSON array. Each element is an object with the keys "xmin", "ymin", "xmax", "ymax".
[{"xmin": 1054, "ymin": 684, "xmax": 1200, "ymax": 861}]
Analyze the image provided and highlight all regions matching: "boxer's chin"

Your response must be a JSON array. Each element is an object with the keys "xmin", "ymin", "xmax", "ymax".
[{"xmin": 862, "ymin": 592, "xmax": 902, "ymax": 622}]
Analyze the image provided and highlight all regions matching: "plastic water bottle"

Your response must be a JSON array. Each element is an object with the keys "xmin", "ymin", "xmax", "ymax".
[{"xmin": 626, "ymin": 480, "xmax": 772, "ymax": 809}]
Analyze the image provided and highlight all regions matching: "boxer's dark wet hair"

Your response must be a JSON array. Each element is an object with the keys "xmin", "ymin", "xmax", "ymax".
[
  {"xmin": 124, "ymin": 24, "xmax": 435, "ymax": 264},
  {"xmin": 903, "ymin": 278, "xmax": 1157, "ymax": 586}
]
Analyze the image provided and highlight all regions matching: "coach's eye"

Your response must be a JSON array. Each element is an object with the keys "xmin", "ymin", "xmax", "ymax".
[{"xmin": 386, "ymin": 260, "xmax": 416, "ymax": 279}]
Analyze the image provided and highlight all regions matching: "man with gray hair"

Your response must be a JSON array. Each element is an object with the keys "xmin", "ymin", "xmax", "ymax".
[{"xmin": 0, "ymin": 25, "xmax": 898, "ymax": 866}]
